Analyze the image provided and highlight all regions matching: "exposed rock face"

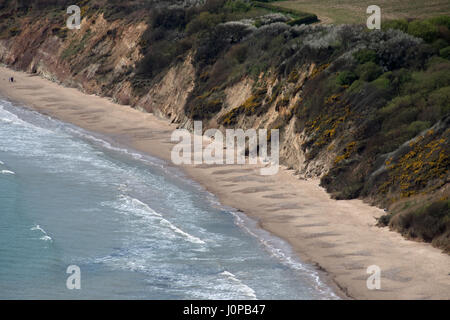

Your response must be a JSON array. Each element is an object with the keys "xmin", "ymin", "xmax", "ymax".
[
  {"xmin": 0, "ymin": 11, "xmax": 337, "ymax": 180},
  {"xmin": 1, "ymin": 4, "xmax": 448, "ymax": 251},
  {"xmin": 137, "ymin": 54, "xmax": 196, "ymax": 127},
  {"xmin": 0, "ymin": 14, "xmax": 146, "ymax": 96}
]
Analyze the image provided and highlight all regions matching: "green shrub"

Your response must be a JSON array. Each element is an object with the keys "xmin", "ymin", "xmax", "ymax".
[
  {"xmin": 152, "ymin": 8, "xmax": 187, "ymax": 30},
  {"xmin": 228, "ymin": 43, "xmax": 248, "ymax": 64},
  {"xmin": 389, "ymin": 69, "xmax": 412, "ymax": 92},
  {"xmin": 440, "ymin": 46, "xmax": 450, "ymax": 59},
  {"xmin": 336, "ymin": 71, "xmax": 357, "ymax": 86},
  {"xmin": 224, "ymin": 0, "xmax": 251, "ymax": 13},
  {"xmin": 407, "ymin": 20, "xmax": 439, "ymax": 43},
  {"xmin": 391, "ymin": 200, "xmax": 450, "ymax": 247},
  {"xmin": 347, "ymin": 79, "xmax": 364, "ymax": 94},
  {"xmin": 356, "ymin": 62, "xmax": 383, "ymax": 82},
  {"xmin": 195, "ymin": 21, "xmax": 255, "ymax": 66},
  {"xmin": 407, "ymin": 120, "xmax": 431, "ymax": 136},
  {"xmin": 335, "ymin": 183, "xmax": 364, "ymax": 200},
  {"xmin": 426, "ymin": 55, "xmax": 449, "ymax": 67},
  {"xmin": 432, "ymin": 39, "xmax": 449, "ymax": 51},
  {"xmin": 378, "ymin": 214, "xmax": 392, "ymax": 226},
  {"xmin": 405, "ymin": 63, "xmax": 450, "ymax": 93},
  {"xmin": 396, "ymin": 106, "xmax": 420, "ymax": 123},
  {"xmin": 353, "ymin": 49, "xmax": 377, "ymax": 64},
  {"xmin": 379, "ymin": 95, "xmax": 412, "ymax": 116},
  {"xmin": 428, "ymin": 86, "xmax": 450, "ymax": 116},
  {"xmin": 383, "ymin": 19, "xmax": 409, "ymax": 33},
  {"xmin": 371, "ymin": 76, "xmax": 390, "ymax": 90},
  {"xmin": 102, "ymin": 3, "xmax": 137, "ymax": 21},
  {"xmin": 428, "ymin": 15, "xmax": 450, "ymax": 29},
  {"xmin": 189, "ymin": 99, "xmax": 223, "ymax": 120},
  {"xmin": 380, "ymin": 106, "xmax": 419, "ymax": 136},
  {"xmin": 186, "ymin": 12, "xmax": 222, "ymax": 35}
]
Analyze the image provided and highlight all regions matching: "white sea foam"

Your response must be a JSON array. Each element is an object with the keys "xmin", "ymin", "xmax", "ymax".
[
  {"xmin": 64, "ymin": 126, "xmax": 165, "ymax": 167},
  {"xmin": 231, "ymin": 210, "xmax": 339, "ymax": 299},
  {"xmin": 1, "ymin": 170, "xmax": 15, "ymax": 175},
  {"xmin": 31, "ymin": 225, "xmax": 53, "ymax": 242},
  {"xmin": 106, "ymin": 195, "xmax": 205, "ymax": 245},
  {"xmin": 61, "ymin": 125, "xmax": 197, "ymax": 186},
  {"xmin": 61, "ymin": 110, "xmax": 337, "ymax": 298},
  {"xmin": 220, "ymin": 271, "xmax": 257, "ymax": 299},
  {"xmin": 0, "ymin": 99, "xmax": 337, "ymax": 299},
  {"xmin": 198, "ymin": 185, "xmax": 338, "ymax": 299},
  {"xmin": 159, "ymin": 218, "xmax": 205, "ymax": 245},
  {"xmin": 0, "ymin": 103, "xmax": 39, "ymax": 128},
  {"xmin": 0, "ymin": 117, "xmax": 19, "ymax": 124},
  {"xmin": 30, "ymin": 225, "xmax": 45, "ymax": 232}
]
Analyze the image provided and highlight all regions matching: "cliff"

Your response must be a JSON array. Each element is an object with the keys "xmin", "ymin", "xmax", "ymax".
[{"xmin": 1, "ymin": 0, "xmax": 449, "ymax": 252}]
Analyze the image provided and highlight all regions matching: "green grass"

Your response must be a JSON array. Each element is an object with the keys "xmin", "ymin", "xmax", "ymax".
[
  {"xmin": 265, "ymin": 0, "xmax": 450, "ymax": 24},
  {"xmin": 228, "ymin": 5, "xmax": 273, "ymax": 19}
]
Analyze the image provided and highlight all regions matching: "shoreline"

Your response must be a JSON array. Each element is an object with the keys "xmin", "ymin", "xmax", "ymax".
[{"xmin": 1, "ymin": 66, "xmax": 449, "ymax": 299}]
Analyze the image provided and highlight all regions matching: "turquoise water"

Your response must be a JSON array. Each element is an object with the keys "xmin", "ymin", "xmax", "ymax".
[{"xmin": 0, "ymin": 98, "xmax": 337, "ymax": 299}]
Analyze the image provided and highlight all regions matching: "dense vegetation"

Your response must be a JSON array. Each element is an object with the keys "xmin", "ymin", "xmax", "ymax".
[
  {"xmin": 150, "ymin": 7, "xmax": 449, "ymax": 252},
  {"xmin": 182, "ymin": 13, "xmax": 450, "ymax": 252},
  {"xmin": 1, "ymin": 0, "xmax": 449, "ymax": 252}
]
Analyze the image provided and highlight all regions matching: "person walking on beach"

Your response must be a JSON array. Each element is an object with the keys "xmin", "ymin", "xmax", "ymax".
[{"xmin": 9, "ymin": 77, "xmax": 14, "ymax": 83}]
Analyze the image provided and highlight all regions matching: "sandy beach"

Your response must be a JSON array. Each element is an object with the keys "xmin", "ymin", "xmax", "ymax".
[{"xmin": 1, "ymin": 66, "xmax": 449, "ymax": 299}]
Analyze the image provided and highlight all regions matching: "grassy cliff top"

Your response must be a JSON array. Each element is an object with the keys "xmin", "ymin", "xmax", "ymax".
[{"xmin": 264, "ymin": 0, "xmax": 450, "ymax": 24}]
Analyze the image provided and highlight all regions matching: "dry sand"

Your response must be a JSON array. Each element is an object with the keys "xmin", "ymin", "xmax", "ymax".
[{"xmin": 1, "ymin": 66, "xmax": 449, "ymax": 300}]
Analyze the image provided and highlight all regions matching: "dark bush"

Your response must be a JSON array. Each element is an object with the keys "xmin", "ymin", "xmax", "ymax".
[
  {"xmin": 336, "ymin": 71, "xmax": 357, "ymax": 85},
  {"xmin": 432, "ymin": 38, "xmax": 449, "ymax": 51},
  {"xmin": 383, "ymin": 19, "xmax": 409, "ymax": 33},
  {"xmin": 152, "ymin": 8, "xmax": 187, "ymax": 30},
  {"xmin": 408, "ymin": 20, "xmax": 439, "ymax": 43},
  {"xmin": 378, "ymin": 214, "xmax": 392, "ymax": 226},
  {"xmin": 136, "ymin": 38, "xmax": 191, "ymax": 78},
  {"xmin": 376, "ymin": 32, "xmax": 423, "ymax": 70},
  {"xmin": 186, "ymin": 11, "xmax": 222, "ymax": 35},
  {"xmin": 356, "ymin": 62, "xmax": 382, "ymax": 82},
  {"xmin": 228, "ymin": 43, "xmax": 248, "ymax": 64},
  {"xmin": 189, "ymin": 99, "xmax": 223, "ymax": 120},
  {"xmin": 195, "ymin": 21, "xmax": 255, "ymax": 66},
  {"xmin": 440, "ymin": 46, "xmax": 450, "ymax": 59},
  {"xmin": 353, "ymin": 49, "xmax": 377, "ymax": 64},
  {"xmin": 391, "ymin": 200, "xmax": 450, "ymax": 246},
  {"xmin": 224, "ymin": 0, "xmax": 251, "ymax": 13}
]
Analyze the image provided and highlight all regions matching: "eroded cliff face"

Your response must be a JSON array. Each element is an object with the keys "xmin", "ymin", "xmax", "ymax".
[
  {"xmin": 0, "ymin": 13, "xmax": 335, "ymax": 178},
  {"xmin": 211, "ymin": 64, "xmax": 338, "ymax": 178},
  {"xmin": 136, "ymin": 53, "xmax": 196, "ymax": 127},
  {"xmin": 0, "ymin": 14, "xmax": 444, "ymax": 183},
  {"xmin": 1, "ymin": 6, "xmax": 449, "ymax": 252},
  {"xmin": 0, "ymin": 14, "xmax": 146, "ymax": 97}
]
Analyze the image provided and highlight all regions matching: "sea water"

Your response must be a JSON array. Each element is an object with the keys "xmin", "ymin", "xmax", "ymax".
[{"xmin": 0, "ymin": 98, "xmax": 338, "ymax": 299}]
